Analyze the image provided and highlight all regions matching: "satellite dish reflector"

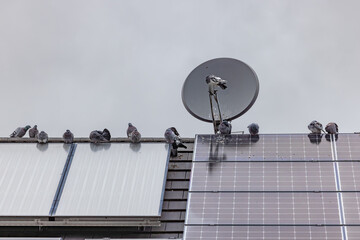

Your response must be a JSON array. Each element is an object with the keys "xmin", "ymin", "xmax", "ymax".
[{"xmin": 182, "ymin": 58, "xmax": 259, "ymax": 123}]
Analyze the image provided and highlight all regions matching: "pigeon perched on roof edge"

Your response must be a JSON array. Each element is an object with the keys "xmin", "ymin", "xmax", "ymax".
[
  {"xmin": 89, "ymin": 130, "xmax": 108, "ymax": 143},
  {"xmin": 10, "ymin": 125, "xmax": 31, "ymax": 138},
  {"xmin": 130, "ymin": 129, "xmax": 141, "ymax": 143},
  {"xmin": 164, "ymin": 128, "xmax": 187, "ymax": 149},
  {"xmin": 248, "ymin": 123, "xmax": 259, "ymax": 135},
  {"xmin": 127, "ymin": 123, "xmax": 137, "ymax": 137},
  {"xmin": 37, "ymin": 131, "xmax": 48, "ymax": 144},
  {"xmin": 102, "ymin": 128, "xmax": 111, "ymax": 141},
  {"xmin": 325, "ymin": 122, "xmax": 338, "ymax": 134},
  {"xmin": 219, "ymin": 120, "xmax": 232, "ymax": 135},
  {"xmin": 63, "ymin": 130, "xmax": 74, "ymax": 144},
  {"xmin": 28, "ymin": 125, "xmax": 39, "ymax": 138},
  {"xmin": 308, "ymin": 120, "xmax": 324, "ymax": 134}
]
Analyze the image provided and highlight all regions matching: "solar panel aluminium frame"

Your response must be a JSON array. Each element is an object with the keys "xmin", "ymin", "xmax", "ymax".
[{"xmin": 0, "ymin": 143, "xmax": 171, "ymax": 227}]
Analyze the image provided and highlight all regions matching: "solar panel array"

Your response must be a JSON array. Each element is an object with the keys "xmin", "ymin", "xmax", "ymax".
[
  {"xmin": 0, "ymin": 143, "xmax": 169, "ymax": 226},
  {"xmin": 184, "ymin": 133, "xmax": 360, "ymax": 240}
]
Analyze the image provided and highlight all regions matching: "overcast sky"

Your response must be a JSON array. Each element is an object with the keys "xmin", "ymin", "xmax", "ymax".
[{"xmin": 1, "ymin": 0, "xmax": 360, "ymax": 137}]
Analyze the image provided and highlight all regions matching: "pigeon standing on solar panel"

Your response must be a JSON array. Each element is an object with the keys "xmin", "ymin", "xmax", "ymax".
[
  {"xmin": 63, "ymin": 130, "xmax": 74, "ymax": 144},
  {"xmin": 248, "ymin": 123, "xmax": 259, "ymax": 135},
  {"xmin": 102, "ymin": 128, "xmax": 111, "ymax": 141},
  {"xmin": 28, "ymin": 125, "xmax": 39, "ymax": 138},
  {"xmin": 130, "ymin": 129, "xmax": 141, "ymax": 143},
  {"xmin": 10, "ymin": 125, "xmax": 31, "ymax": 138},
  {"xmin": 37, "ymin": 131, "xmax": 48, "ymax": 144},
  {"xmin": 89, "ymin": 130, "xmax": 108, "ymax": 143},
  {"xmin": 325, "ymin": 122, "xmax": 338, "ymax": 134},
  {"xmin": 219, "ymin": 120, "xmax": 232, "ymax": 134},
  {"xmin": 127, "ymin": 123, "xmax": 137, "ymax": 137},
  {"xmin": 308, "ymin": 120, "xmax": 325, "ymax": 134}
]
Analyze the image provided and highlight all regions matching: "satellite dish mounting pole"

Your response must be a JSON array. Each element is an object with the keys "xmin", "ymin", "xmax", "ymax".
[
  {"xmin": 213, "ymin": 92, "xmax": 223, "ymax": 123},
  {"xmin": 209, "ymin": 91, "xmax": 223, "ymax": 134},
  {"xmin": 209, "ymin": 93, "xmax": 218, "ymax": 134}
]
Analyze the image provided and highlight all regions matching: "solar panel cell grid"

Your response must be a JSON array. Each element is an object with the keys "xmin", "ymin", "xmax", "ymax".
[
  {"xmin": 184, "ymin": 226, "xmax": 343, "ymax": 240},
  {"xmin": 338, "ymin": 162, "xmax": 360, "ymax": 191},
  {"xmin": 346, "ymin": 226, "xmax": 360, "ymax": 240},
  {"xmin": 186, "ymin": 192, "xmax": 339, "ymax": 225},
  {"xmin": 342, "ymin": 192, "xmax": 360, "ymax": 224},
  {"xmin": 335, "ymin": 134, "xmax": 360, "ymax": 160},
  {"xmin": 195, "ymin": 134, "xmax": 332, "ymax": 162},
  {"xmin": 190, "ymin": 162, "xmax": 336, "ymax": 191}
]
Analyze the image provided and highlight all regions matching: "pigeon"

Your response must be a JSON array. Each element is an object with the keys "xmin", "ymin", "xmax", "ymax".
[
  {"xmin": 127, "ymin": 123, "xmax": 137, "ymax": 137},
  {"xmin": 205, "ymin": 75, "xmax": 227, "ymax": 95},
  {"xmin": 170, "ymin": 127, "xmax": 180, "ymax": 136},
  {"xmin": 10, "ymin": 125, "xmax": 31, "ymax": 138},
  {"xmin": 219, "ymin": 120, "xmax": 232, "ymax": 134},
  {"xmin": 248, "ymin": 123, "xmax": 259, "ymax": 135},
  {"xmin": 308, "ymin": 120, "xmax": 324, "ymax": 134},
  {"xmin": 89, "ymin": 130, "xmax": 108, "ymax": 143},
  {"xmin": 28, "ymin": 125, "xmax": 39, "ymax": 138},
  {"xmin": 63, "ymin": 130, "xmax": 74, "ymax": 144},
  {"xmin": 130, "ymin": 129, "xmax": 141, "ymax": 143},
  {"xmin": 102, "ymin": 128, "xmax": 111, "ymax": 141},
  {"xmin": 164, "ymin": 128, "xmax": 187, "ymax": 149},
  {"xmin": 37, "ymin": 131, "xmax": 48, "ymax": 144},
  {"xmin": 325, "ymin": 122, "xmax": 338, "ymax": 134},
  {"xmin": 165, "ymin": 127, "xmax": 181, "ymax": 143},
  {"xmin": 164, "ymin": 128, "xmax": 176, "ymax": 143}
]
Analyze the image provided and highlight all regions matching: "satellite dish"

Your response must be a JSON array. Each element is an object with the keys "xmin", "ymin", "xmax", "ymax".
[{"xmin": 182, "ymin": 58, "xmax": 259, "ymax": 131}]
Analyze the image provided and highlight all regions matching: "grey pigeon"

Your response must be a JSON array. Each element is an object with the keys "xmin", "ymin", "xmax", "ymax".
[
  {"xmin": 127, "ymin": 123, "xmax": 137, "ymax": 137},
  {"xmin": 164, "ymin": 128, "xmax": 187, "ymax": 149},
  {"xmin": 248, "ymin": 123, "xmax": 259, "ymax": 135},
  {"xmin": 89, "ymin": 130, "xmax": 108, "ymax": 143},
  {"xmin": 164, "ymin": 128, "xmax": 176, "ymax": 144},
  {"xmin": 130, "ymin": 129, "xmax": 141, "ymax": 143},
  {"xmin": 10, "ymin": 125, "xmax": 31, "ymax": 138},
  {"xmin": 308, "ymin": 120, "xmax": 324, "ymax": 134},
  {"xmin": 219, "ymin": 120, "xmax": 232, "ymax": 134},
  {"xmin": 28, "ymin": 125, "xmax": 39, "ymax": 138},
  {"xmin": 102, "ymin": 128, "xmax": 111, "ymax": 141},
  {"xmin": 37, "ymin": 131, "xmax": 48, "ymax": 144},
  {"xmin": 63, "ymin": 130, "xmax": 74, "ymax": 144},
  {"xmin": 165, "ymin": 127, "xmax": 180, "ymax": 142},
  {"xmin": 170, "ymin": 127, "xmax": 180, "ymax": 136},
  {"xmin": 325, "ymin": 122, "xmax": 338, "ymax": 134}
]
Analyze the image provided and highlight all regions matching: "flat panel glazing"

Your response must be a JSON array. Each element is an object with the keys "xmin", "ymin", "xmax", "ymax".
[
  {"xmin": 0, "ymin": 143, "xmax": 70, "ymax": 216},
  {"xmin": 55, "ymin": 143, "xmax": 168, "ymax": 216}
]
